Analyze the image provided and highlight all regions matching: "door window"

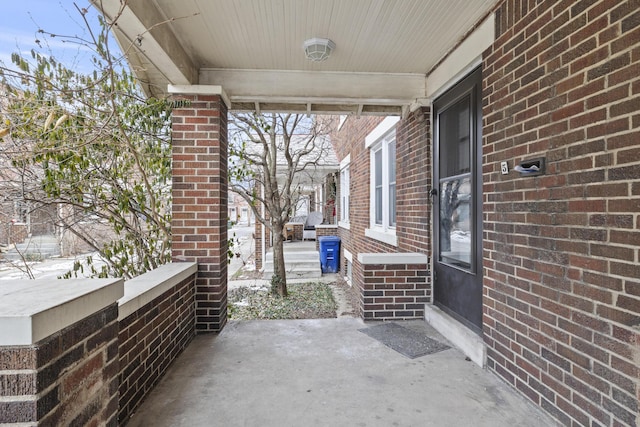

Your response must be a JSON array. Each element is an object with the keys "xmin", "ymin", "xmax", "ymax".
[{"xmin": 438, "ymin": 95, "xmax": 472, "ymax": 269}]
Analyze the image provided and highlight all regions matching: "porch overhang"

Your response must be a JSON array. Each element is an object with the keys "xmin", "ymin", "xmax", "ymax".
[{"xmin": 93, "ymin": 0, "xmax": 496, "ymax": 115}]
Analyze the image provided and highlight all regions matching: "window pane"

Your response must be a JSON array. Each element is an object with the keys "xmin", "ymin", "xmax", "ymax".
[
  {"xmin": 388, "ymin": 140, "xmax": 396, "ymax": 226},
  {"xmin": 341, "ymin": 167, "xmax": 349, "ymax": 221},
  {"xmin": 388, "ymin": 140, "xmax": 396, "ymax": 181},
  {"xmin": 374, "ymin": 149, "xmax": 383, "ymax": 224},
  {"xmin": 375, "ymin": 187, "xmax": 382, "ymax": 224},
  {"xmin": 375, "ymin": 149, "xmax": 382, "ymax": 186},
  {"xmin": 439, "ymin": 176, "xmax": 472, "ymax": 269},
  {"xmin": 439, "ymin": 96, "xmax": 471, "ymax": 177},
  {"xmin": 389, "ymin": 183, "xmax": 396, "ymax": 226}
]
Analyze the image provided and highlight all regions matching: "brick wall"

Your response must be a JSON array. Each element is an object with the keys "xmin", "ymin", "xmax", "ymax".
[
  {"xmin": 118, "ymin": 274, "xmax": 195, "ymax": 424},
  {"xmin": 0, "ymin": 304, "xmax": 119, "ymax": 426},
  {"xmin": 333, "ymin": 110, "xmax": 433, "ymax": 321},
  {"xmin": 359, "ymin": 255, "xmax": 430, "ymax": 320},
  {"xmin": 171, "ymin": 93, "xmax": 228, "ymax": 332},
  {"xmin": 0, "ymin": 220, "xmax": 27, "ymax": 246},
  {"xmin": 483, "ymin": 1, "xmax": 640, "ymax": 425},
  {"xmin": 396, "ymin": 108, "xmax": 432, "ymax": 255},
  {"xmin": 254, "ymin": 212, "xmax": 274, "ymax": 270}
]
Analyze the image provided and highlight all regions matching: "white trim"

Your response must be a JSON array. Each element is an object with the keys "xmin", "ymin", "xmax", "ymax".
[
  {"xmin": 338, "ymin": 221, "xmax": 350, "ymax": 230},
  {"xmin": 337, "ymin": 115, "xmax": 348, "ymax": 131},
  {"xmin": 118, "ymin": 262, "xmax": 198, "ymax": 320},
  {"xmin": 167, "ymin": 84, "xmax": 231, "ymax": 109},
  {"xmin": 340, "ymin": 155, "xmax": 351, "ymax": 226},
  {"xmin": 426, "ymin": 14, "xmax": 495, "ymax": 99},
  {"xmin": 358, "ymin": 252, "xmax": 428, "ymax": 265},
  {"xmin": 344, "ymin": 249, "xmax": 353, "ymax": 286},
  {"xmin": 340, "ymin": 154, "xmax": 351, "ymax": 169},
  {"xmin": 428, "ymin": 56, "xmax": 483, "ymax": 101},
  {"xmin": 365, "ymin": 227, "xmax": 398, "ymax": 247},
  {"xmin": 365, "ymin": 116, "xmax": 400, "ymax": 148},
  {"xmin": 368, "ymin": 130, "xmax": 396, "ymax": 232}
]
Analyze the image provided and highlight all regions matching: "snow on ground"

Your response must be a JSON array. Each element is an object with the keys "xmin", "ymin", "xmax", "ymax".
[{"xmin": 0, "ymin": 253, "xmax": 105, "ymax": 281}]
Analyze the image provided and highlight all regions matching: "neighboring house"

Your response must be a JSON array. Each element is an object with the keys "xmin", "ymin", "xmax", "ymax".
[
  {"xmin": 0, "ymin": 85, "xmax": 60, "ymax": 255},
  {"xmin": 228, "ymin": 192, "xmax": 253, "ymax": 226},
  {"xmin": 0, "ymin": 192, "xmax": 57, "ymax": 246},
  {"xmin": 92, "ymin": 1, "xmax": 639, "ymax": 426},
  {"xmin": 0, "ymin": 144, "xmax": 58, "ymax": 250},
  {"xmin": 236, "ymin": 132, "xmax": 339, "ymax": 269}
]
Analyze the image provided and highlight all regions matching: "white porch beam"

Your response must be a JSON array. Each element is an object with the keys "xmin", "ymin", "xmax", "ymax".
[
  {"xmin": 200, "ymin": 69, "xmax": 426, "ymax": 105},
  {"xmin": 231, "ymin": 101, "xmax": 402, "ymax": 116},
  {"xmin": 94, "ymin": 0, "xmax": 197, "ymax": 86}
]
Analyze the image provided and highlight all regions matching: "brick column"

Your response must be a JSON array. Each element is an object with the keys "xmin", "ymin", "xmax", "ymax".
[
  {"xmin": 170, "ymin": 86, "xmax": 229, "ymax": 332},
  {"xmin": 254, "ymin": 219, "xmax": 263, "ymax": 270}
]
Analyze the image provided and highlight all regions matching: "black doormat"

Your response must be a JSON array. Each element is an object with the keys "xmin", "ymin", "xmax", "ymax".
[{"xmin": 359, "ymin": 323, "xmax": 450, "ymax": 359}]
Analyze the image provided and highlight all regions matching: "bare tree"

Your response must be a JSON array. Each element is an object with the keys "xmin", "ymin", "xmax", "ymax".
[{"xmin": 229, "ymin": 113, "xmax": 335, "ymax": 296}]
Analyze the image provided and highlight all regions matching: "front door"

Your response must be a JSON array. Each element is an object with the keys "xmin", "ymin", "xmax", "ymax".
[{"xmin": 433, "ymin": 67, "xmax": 483, "ymax": 334}]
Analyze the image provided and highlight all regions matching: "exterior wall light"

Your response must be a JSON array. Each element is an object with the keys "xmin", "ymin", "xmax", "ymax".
[{"xmin": 303, "ymin": 38, "xmax": 336, "ymax": 61}]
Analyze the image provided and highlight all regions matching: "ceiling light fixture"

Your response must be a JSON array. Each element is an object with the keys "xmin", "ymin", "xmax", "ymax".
[{"xmin": 303, "ymin": 38, "xmax": 335, "ymax": 62}]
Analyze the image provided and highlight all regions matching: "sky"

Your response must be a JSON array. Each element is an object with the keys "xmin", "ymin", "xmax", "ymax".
[{"xmin": 0, "ymin": 0, "xmax": 115, "ymax": 73}]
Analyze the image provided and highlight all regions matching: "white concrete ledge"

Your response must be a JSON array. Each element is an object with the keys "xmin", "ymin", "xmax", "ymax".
[
  {"xmin": 358, "ymin": 252, "xmax": 428, "ymax": 265},
  {"xmin": 0, "ymin": 278, "xmax": 124, "ymax": 346},
  {"xmin": 118, "ymin": 262, "xmax": 198, "ymax": 320},
  {"xmin": 315, "ymin": 224, "xmax": 338, "ymax": 229},
  {"xmin": 424, "ymin": 304, "xmax": 487, "ymax": 368}
]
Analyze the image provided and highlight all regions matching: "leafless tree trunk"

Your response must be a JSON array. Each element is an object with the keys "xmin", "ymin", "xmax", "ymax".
[{"xmin": 228, "ymin": 113, "xmax": 335, "ymax": 296}]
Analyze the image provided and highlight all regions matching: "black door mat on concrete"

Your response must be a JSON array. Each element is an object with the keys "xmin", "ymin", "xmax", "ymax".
[{"xmin": 359, "ymin": 323, "xmax": 450, "ymax": 359}]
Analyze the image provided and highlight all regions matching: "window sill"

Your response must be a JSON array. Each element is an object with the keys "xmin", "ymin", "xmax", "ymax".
[
  {"xmin": 338, "ymin": 220, "xmax": 350, "ymax": 230},
  {"xmin": 365, "ymin": 227, "xmax": 398, "ymax": 247}
]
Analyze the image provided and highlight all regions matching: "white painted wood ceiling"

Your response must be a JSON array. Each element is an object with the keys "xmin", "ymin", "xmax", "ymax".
[{"xmin": 99, "ymin": 0, "xmax": 497, "ymax": 114}]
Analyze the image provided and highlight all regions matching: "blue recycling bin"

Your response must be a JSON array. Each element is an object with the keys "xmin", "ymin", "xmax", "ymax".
[{"xmin": 318, "ymin": 236, "xmax": 341, "ymax": 273}]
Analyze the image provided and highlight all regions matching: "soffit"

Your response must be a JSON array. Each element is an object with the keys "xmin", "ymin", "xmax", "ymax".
[{"xmin": 96, "ymin": 0, "xmax": 496, "ymax": 115}]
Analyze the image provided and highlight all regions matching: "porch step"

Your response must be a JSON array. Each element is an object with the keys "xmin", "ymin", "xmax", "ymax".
[{"xmin": 263, "ymin": 247, "xmax": 322, "ymax": 280}]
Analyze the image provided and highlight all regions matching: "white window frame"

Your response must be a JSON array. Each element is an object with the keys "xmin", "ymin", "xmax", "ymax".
[
  {"xmin": 364, "ymin": 117, "xmax": 399, "ymax": 247},
  {"xmin": 344, "ymin": 249, "xmax": 353, "ymax": 286},
  {"xmin": 337, "ymin": 114, "xmax": 348, "ymax": 131},
  {"xmin": 339, "ymin": 154, "xmax": 350, "ymax": 229}
]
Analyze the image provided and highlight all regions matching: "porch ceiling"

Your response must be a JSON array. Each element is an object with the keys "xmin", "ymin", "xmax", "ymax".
[{"xmin": 96, "ymin": 0, "xmax": 496, "ymax": 115}]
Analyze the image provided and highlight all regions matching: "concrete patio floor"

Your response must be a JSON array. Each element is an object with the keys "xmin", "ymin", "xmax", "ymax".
[{"xmin": 127, "ymin": 318, "xmax": 559, "ymax": 427}]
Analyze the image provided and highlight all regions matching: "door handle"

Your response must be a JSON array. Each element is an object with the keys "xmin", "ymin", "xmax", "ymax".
[{"xmin": 429, "ymin": 188, "xmax": 438, "ymax": 197}]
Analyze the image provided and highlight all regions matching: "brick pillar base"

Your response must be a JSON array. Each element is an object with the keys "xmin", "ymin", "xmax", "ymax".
[
  {"xmin": 358, "ymin": 253, "xmax": 430, "ymax": 320},
  {"xmin": 0, "ymin": 304, "xmax": 120, "ymax": 426},
  {"xmin": 171, "ymin": 88, "xmax": 228, "ymax": 332}
]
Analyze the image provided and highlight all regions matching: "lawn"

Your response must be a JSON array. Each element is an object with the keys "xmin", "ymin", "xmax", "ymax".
[{"xmin": 228, "ymin": 281, "xmax": 337, "ymax": 320}]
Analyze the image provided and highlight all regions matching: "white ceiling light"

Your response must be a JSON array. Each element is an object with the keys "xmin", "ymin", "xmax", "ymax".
[{"xmin": 303, "ymin": 38, "xmax": 336, "ymax": 62}]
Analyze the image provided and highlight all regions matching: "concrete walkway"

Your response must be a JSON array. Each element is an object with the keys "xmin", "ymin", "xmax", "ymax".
[{"xmin": 126, "ymin": 319, "xmax": 558, "ymax": 427}]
